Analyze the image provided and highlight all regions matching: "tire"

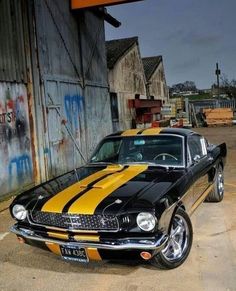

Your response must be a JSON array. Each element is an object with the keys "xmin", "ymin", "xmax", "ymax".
[
  {"xmin": 206, "ymin": 165, "xmax": 224, "ymax": 202},
  {"xmin": 151, "ymin": 208, "xmax": 193, "ymax": 269}
]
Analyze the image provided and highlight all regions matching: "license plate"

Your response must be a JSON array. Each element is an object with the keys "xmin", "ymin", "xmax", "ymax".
[{"xmin": 60, "ymin": 246, "xmax": 89, "ymax": 263}]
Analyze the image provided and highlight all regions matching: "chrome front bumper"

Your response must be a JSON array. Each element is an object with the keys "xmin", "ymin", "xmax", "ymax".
[{"xmin": 10, "ymin": 225, "xmax": 168, "ymax": 251}]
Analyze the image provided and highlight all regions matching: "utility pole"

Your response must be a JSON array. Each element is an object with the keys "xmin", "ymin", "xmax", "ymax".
[{"xmin": 215, "ymin": 63, "xmax": 221, "ymax": 99}]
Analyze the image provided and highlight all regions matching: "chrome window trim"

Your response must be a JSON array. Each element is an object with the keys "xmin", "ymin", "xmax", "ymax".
[{"xmin": 187, "ymin": 134, "xmax": 209, "ymax": 167}]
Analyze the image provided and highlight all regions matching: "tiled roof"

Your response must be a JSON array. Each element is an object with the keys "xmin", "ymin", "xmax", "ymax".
[
  {"xmin": 106, "ymin": 37, "xmax": 138, "ymax": 69},
  {"xmin": 142, "ymin": 56, "xmax": 162, "ymax": 80}
]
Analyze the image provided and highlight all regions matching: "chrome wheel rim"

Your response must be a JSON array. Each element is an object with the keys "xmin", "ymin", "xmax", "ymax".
[
  {"xmin": 162, "ymin": 214, "xmax": 189, "ymax": 262},
  {"xmin": 217, "ymin": 171, "xmax": 224, "ymax": 196}
]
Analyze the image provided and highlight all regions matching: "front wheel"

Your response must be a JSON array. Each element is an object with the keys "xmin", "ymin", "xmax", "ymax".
[{"xmin": 151, "ymin": 208, "xmax": 193, "ymax": 269}]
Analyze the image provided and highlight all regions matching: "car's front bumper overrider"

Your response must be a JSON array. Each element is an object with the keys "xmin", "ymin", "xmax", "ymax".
[{"xmin": 10, "ymin": 224, "xmax": 168, "ymax": 251}]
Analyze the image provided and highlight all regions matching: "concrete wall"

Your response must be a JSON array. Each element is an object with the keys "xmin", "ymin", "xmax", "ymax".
[
  {"xmin": 148, "ymin": 61, "xmax": 169, "ymax": 103},
  {"xmin": 108, "ymin": 44, "xmax": 146, "ymax": 130}
]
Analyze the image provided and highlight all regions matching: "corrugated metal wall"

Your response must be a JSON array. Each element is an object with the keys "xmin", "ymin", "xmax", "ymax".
[
  {"xmin": 0, "ymin": 0, "xmax": 35, "ymax": 197},
  {"xmin": 0, "ymin": 0, "xmax": 27, "ymax": 83},
  {"xmin": 0, "ymin": 0, "xmax": 112, "ymax": 198}
]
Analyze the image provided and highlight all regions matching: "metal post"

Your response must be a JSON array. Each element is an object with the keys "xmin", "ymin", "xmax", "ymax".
[{"xmin": 215, "ymin": 63, "xmax": 221, "ymax": 100}]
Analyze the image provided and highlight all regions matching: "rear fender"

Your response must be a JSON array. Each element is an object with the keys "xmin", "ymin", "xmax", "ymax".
[{"xmin": 218, "ymin": 142, "xmax": 227, "ymax": 168}]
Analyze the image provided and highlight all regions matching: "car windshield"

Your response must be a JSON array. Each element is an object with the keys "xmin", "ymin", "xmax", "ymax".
[{"xmin": 90, "ymin": 135, "xmax": 184, "ymax": 167}]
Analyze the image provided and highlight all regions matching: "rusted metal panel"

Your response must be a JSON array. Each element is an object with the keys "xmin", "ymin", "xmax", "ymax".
[
  {"xmin": 0, "ymin": 0, "xmax": 27, "ymax": 83},
  {"xmin": 0, "ymin": 83, "xmax": 34, "ymax": 195}
]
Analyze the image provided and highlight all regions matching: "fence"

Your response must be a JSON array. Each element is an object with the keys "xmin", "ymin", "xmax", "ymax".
[{"xmin": 190, "ymin": 99, "xmax": 236, "ymax": 114}]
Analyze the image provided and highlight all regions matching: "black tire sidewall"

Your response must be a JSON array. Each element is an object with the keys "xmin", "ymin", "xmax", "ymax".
[
  {"xmin": 151, "ymin": 208, "xmax": 193, "ymax": 269},
  {"xmin": 216, "ymin": 165, "xmax": 224, "ymax": 199}
]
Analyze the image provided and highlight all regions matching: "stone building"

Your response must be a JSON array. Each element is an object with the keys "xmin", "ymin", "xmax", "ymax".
[
  {"xmin": 106, "ymin": 37, "xmax": 147, "ymax": 131},
  {"xmin": 142, "ymin": 56, "xmax": 169, "ymax": 103}
]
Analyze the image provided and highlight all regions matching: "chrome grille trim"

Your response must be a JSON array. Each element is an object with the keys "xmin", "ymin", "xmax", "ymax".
[{"xmin": 29, "ymin": 211, "xmax": 119, "ymax": 232}]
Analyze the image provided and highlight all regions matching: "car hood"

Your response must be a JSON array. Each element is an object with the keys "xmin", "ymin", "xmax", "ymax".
[{"xmin": 12, "ymin": 164, "xmax": 185, "ymax": 216}]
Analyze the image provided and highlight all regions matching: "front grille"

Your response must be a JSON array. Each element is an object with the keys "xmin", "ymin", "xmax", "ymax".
[{"xmin": 30, "ymin": 211, "xmax": 119, "ymax": 231}]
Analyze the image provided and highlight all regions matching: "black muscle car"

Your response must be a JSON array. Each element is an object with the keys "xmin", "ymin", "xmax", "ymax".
[{"xmin": 10, "ymin": 128, "xmax": 227, "ymax": 269}]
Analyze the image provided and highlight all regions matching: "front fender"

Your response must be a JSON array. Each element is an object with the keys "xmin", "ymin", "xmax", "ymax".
[{"xmin": 157, "ymin": 199, "xmax": 185, "ymax": 234}]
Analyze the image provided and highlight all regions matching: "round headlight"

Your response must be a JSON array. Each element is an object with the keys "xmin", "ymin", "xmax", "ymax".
[
  {"xmin": 12, "ymin": 204, "xmax": 27, "ymax": 220},
  {"xmin": 136, "ymin": 212, "xmax": 156, "ymax": 232}
]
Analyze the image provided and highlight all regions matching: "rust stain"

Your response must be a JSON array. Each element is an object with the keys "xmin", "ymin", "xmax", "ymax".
[{"xmin": 27, "ymin": 90, "xmax": 38, "ymax": 184}]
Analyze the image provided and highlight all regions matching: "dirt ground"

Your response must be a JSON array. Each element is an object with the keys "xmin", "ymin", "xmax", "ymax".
[{"xmin": 0, "ymin": 127, "xmax": 236, "ymax": 291}]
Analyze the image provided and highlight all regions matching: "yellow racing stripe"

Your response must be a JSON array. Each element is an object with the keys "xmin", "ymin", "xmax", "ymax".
[
  {"xmin": 41, "ymin": 165, "xmax": 123, "ymax": 213},
  {"xmin": 68, "ymin": 165, "xmax": 148, "ymax": 215},
  {"xmin": 121, "ymin": 129, "xmax": 141, "ymax": 136},
  {"xmin": 141, "ymin": 128, "xmax": 163, "ymax": 135}
]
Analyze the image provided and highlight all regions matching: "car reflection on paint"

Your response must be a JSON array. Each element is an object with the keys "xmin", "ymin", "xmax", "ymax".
[{"xmin": 9, "ymin": 127, "xmax": 226, "ymax": 269}]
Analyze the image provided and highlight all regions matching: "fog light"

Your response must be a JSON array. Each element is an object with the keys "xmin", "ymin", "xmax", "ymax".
[{"xmin": 140, "ymin": 251, "xmax": 152, "ymax": 260}]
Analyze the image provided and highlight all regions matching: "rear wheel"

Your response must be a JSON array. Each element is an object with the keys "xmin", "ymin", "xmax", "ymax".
[
  {"xmin": 151, "ymin": 208, "xmax": 193, "ymax": 269},
  {"xmin": 206, "ymin": 165, "xmax": 224, "ymax": 202}
]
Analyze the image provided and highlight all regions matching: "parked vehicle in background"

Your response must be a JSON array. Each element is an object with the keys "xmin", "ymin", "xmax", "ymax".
[{"xmin": 10, "ymin": 128, "xmax": 226, "ymax": 269}]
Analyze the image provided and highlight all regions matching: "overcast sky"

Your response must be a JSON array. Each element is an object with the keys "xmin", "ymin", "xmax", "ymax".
[{"xmin": 105, "ymin": 0, "xmax": 236, "ymax": 89}]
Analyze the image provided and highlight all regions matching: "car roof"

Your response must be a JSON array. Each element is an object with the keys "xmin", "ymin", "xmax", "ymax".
[{"xmin": 107, "ymin": 127, "xmax": 196, "ymax": 138}]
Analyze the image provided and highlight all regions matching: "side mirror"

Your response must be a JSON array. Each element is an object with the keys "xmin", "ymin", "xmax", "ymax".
[{"xmin": 193, "ymin": 155, "xmax": 201, "ymax": 163}]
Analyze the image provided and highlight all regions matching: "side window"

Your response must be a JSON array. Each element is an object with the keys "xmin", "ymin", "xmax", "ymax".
[
  {"xmin": 92, "ymin": 140, "xmax": 121, "ymax": 162},
  {"xmin": 200, "ymin": 138, "xmax": 208, "ymax": 156},
  {"xmin": 188, "ymin": 135, "xmax": 204, "ymax": 160}
]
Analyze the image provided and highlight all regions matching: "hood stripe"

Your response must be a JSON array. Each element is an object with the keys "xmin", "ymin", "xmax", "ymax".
[
  {"xmin": 68, "ymin": 165, "xmax": 148, "ymax": 215},
  {"xmin": 41, "ymin": 165, "xmax": 124, "ymax": 213},
  {"xmin": 62, "ymin": 166, "xmax": 128, "ymax": 213}
]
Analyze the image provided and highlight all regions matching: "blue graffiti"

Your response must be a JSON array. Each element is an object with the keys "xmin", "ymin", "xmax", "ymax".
[
  {"xmin": 9, "ymin": 154, "xmax": 32, "ymax": 186},
  {"xmin": 64, "ymin": 95, "xmax": 84, "ymax": 130}
]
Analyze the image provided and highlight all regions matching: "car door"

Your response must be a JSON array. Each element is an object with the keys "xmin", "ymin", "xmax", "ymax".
[{"xmin": 188, "ymin": 134, "xmax": 210, "ymax": 204}]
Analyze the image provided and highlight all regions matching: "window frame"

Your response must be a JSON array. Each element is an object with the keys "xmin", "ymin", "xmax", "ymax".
[{"xmin": 90, "ymin": 134, "xmax": 186, "ymax": 168}]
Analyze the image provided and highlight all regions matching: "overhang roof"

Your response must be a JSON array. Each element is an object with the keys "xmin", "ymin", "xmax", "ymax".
[
  {"xmin": 106, "ymin": 37, "xmax": 138, "ymax": 69},
  {"xmin": 142, "ymin": 56, "xmax": 162, "ymax": 81}
]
